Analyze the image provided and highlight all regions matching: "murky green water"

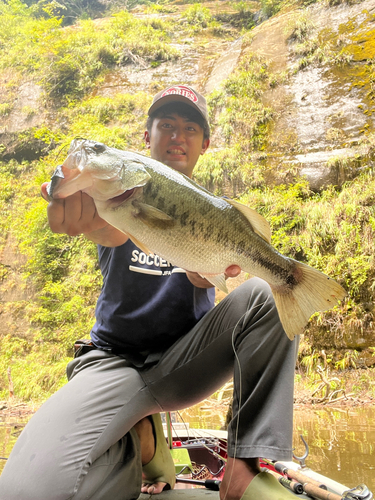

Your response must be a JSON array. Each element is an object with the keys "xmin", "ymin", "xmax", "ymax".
[
  {"xmin": 293, "ymin": 407, "xmax": 375, "ymax": 493},
  {"xmin": 181, "ymin": 405, "xmax": 375, "ymax": 493},
  {"xmin": 1, "ymin": 406, "xmax": 374, "ymax": 493}
]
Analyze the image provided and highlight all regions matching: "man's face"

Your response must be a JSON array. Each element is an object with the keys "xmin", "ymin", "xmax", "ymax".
[{"xmin": 144, "ymin": 112, "xmax": 209, "ymax": 178}]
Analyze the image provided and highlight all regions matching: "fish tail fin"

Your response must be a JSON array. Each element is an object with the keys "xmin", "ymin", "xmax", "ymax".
[{"xmin": 271, "ymin": 261, "xmax": 347, "ymax": 340}]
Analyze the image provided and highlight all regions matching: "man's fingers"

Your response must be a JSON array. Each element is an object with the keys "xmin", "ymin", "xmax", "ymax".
[
  {"xmin": 41, "ymin": 182, "xmax": 50, "ymax": 201},
  {"xmin": 63, "ymin": 191, "xmax": 87, "ymax": 231},
  {"xmin": 47, "ymin": 197, "xmax": 68, "ymax": 233},
  {"xmin": 80, "ymin": 192, "xmax": 108, "ymax": 234},
  {"xmin": 45, "ymin": 190, "xmax": 108, "ymax": 236}
]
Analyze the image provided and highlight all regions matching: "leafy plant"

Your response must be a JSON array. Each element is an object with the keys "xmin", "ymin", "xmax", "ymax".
[
  {"xmin": 183, "ymin": 3, "xmax": 213, "ymax": 30},
  {"xmin": 0, "ymin": 103, "xmax": 12, "ymax": 116},
  {"xmin": 260, "ymin": 0, "xmax": 283, "ymax": 18},
  {"xmin": 335, "ymin": 350, "xmax": 359, "ymax": 370},
  {"xmin": 287, "ymin": 13, "xmax": 315, "ymax": 43}
]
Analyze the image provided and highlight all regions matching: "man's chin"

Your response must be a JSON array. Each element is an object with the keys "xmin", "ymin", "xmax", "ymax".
[{"xmin": 161, "ymin": 159, "xmax": 193, "ymax": 177}]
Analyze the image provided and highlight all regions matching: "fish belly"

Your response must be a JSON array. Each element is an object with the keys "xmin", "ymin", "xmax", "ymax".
[{"xmin": 95, "ymin": 188, "xmax": 291, "ymax": 283}]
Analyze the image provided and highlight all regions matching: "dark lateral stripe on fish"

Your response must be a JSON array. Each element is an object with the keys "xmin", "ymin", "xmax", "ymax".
[{"xmin": 143, "ymin": 181, "xmax": 159, "ymax": 201}]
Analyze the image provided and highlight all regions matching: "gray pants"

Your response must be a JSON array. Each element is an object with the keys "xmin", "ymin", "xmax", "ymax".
[{"xmin": 0, "ymin": 278, "xmax": 299, "ymax": 499}]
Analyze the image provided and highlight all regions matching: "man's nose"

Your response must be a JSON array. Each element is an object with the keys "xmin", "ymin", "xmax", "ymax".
[{"xmin": 171, "ymin": 128, "xmax": 185, "ymax": 141}]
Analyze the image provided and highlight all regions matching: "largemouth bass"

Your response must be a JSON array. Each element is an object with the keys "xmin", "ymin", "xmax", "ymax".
[{"xmin": 47, "ymin": 139, "xmax": 346, "ymax": 340}]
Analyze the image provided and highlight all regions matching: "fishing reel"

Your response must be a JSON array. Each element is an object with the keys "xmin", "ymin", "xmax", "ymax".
[{"xmin": 342, "ymin": 484, "xmax": 373, "ymax": 500}]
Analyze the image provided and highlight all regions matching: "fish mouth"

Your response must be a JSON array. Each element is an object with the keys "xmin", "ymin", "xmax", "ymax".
[{"xmin": 108, "ymin": 188, "xmax": 136, "ymax": 206}]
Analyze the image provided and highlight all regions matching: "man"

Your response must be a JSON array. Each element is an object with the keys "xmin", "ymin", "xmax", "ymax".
[{"xmin": 0, "ymin": 85, "xmax": 298, "ymax": 499}]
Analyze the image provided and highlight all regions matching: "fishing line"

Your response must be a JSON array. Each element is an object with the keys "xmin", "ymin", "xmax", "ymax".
[
  {"xmin": 220, "ymin": 311, "xmax": 247, "ymax": 500},
  {"xmin": 176, "ymin": 411, "xmax": 191, "ymax": 442},
  {"xmin": 221, "ymin": 300, "xmax": 266, "ymax": 500},
  {"xmin": 50, "ymin": 142, "xmax": 71, "ymax": 163},
  {"xmin": 49, "ymin": 136, "xmax": 87, "ymax": 164}
]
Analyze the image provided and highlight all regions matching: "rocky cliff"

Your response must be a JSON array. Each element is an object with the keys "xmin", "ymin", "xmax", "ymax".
[{"xmin": 1, "ymin": 0, "xmax": 375, "ymax": 399}]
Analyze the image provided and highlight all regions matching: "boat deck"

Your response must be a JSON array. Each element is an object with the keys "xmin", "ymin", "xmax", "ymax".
[
  {"xmin": 139, "ymin": 487, "xmax": 307, "ymax": 500},
  {"xmin": 139, "ymin": 491, "xmax": 219, "ymax": 500}
]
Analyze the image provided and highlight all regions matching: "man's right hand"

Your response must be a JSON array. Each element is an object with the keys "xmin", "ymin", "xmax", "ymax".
[{"xmin": 41, "ymin": 182, "xmax": 128, "ymax": 247}]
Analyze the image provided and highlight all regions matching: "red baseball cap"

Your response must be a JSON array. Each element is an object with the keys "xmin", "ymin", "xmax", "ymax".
[{"xmin": 148, "ymin": 85, "xmax": 209, "ymax": 130}]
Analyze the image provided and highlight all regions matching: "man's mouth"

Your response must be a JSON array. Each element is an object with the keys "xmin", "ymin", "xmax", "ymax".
[{"xmin": 167, "ymin": 148, "xmax": 186, "ymax": 155}]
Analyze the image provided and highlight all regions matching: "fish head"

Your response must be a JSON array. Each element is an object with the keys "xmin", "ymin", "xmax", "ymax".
[{"xmin": 46, "ymin": 139, "xmax": 151, "ymax": 201}]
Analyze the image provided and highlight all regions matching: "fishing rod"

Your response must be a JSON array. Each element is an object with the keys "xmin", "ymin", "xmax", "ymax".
[
  {"xmin": 261, "ymin": 462, "xmax": 340, "ymax": 500},
  {"xmin": 175, "ymin": 478, "xmax": 221, "ymax": 491},
  {"xmin": 176, "ymin": 464, "xmax": 325, "ymax": 497},
  {"xmin": 177, "ymin": 473, "xmax": 371, "ymax": 500},
  {"xmin": 176, "ymin": 473, "xmax": 341, "ymax": 499},
  {"xmin": 263, "ymin": 459, "xmax": 373, "ymax": 500},
  {"xmin": 260, "ymin": 467, "xmax": 304, "ymax": 495}
]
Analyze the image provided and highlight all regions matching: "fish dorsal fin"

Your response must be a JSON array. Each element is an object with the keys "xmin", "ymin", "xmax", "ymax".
[
  {"xmin": 135, "ymin": 202, "xmax": 175, "ymax": 230},
  {"xmin": 127, "ymin": 233, "xmax": 154, "ymax": 256},
  {"xmin": 226, "ymin": 199, "xmax": 271, "ymax": 243},
  {"xmin": 200, "ymin": 273, "xmax": 228, "ymax": 294}
]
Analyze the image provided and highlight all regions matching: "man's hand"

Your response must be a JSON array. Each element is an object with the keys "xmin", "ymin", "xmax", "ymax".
[
  {"xmin": 186, "ymin": 265, "xmax": 241, "ymax": 289},
  {"xmin": 41, "ymin": 182, "xmax": 127, "ymax": 247}
]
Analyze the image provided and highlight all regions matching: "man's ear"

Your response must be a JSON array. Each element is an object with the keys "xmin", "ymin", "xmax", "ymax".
[
  {"xmin": 201, "ymin": 138, "xmax": 210, "ymax": 155},
  {"xmin": 144, "ymin": 131, "xmax": 151, "ymax": 149}
]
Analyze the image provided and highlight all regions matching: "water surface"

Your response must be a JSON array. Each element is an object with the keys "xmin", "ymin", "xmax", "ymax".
[
  {"xmin": 1, "ymin": 406, "xmax": 374, "ymax": 493},
  {"xmin": 180, "ymin": 405, "xmax": 375, "ymax": 493}
]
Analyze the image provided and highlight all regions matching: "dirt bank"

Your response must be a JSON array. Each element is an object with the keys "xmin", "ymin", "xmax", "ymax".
[
  {"xmin": 1, "ymin": 369, "xmax": 374, "ymax": 424},
  {"xmin": 294, "ymin": 367, "xmax": 375, "ymax": 408}
]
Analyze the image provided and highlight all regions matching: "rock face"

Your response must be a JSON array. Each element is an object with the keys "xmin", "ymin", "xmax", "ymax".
[
  {"xmin": 0, "ymin": 236, "xmax": 33, "ymax": 340},
  {"xmin": 1, "ymin": 1, "xmax": 375, "ymax": 352},
  {"xmin": 3, "ymin": 2, "xmax": 374, "ymax": 182},
  {"xmin": 253, "ymin": 0, "xmax": 375, "ymax": 191},
  {"xmin": 0, "ymin": 81, "xmax": 56, "ymax": 161}
]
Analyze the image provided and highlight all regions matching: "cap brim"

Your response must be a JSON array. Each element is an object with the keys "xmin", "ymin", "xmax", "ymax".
[{"xmin": 148, "ymin": 94, "xmax": 207, "ymax": 123}]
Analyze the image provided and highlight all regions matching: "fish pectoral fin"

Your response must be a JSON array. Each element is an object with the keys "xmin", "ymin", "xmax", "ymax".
[
  {"xmin": 127, "ymin": 233, "xmax": 154, "ymax": 256},
  {"xmin": 135, "ymin": 203, "xmax": 175, "ymax": 230},
  {"xmin": 226, "ymin": 199, "xmax": 271, "ymax": 243},
  {"xmin": 200, "ymin": 273, "xmax": 228, "ymax": 294}
]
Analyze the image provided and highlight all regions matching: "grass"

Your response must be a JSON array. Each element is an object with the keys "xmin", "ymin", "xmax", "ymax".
[
  {"xmin": 0, "ymin": 4, "xmax": 180, "ymax": 102},
  {"xmin": 1, "ymin": 0, "xmax": 375, "ymax": 403}
]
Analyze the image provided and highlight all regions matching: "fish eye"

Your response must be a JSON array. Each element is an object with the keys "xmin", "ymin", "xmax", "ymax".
[{"xmin": 92, "ymin": 143, "xmax": 106, "ymax": 153}]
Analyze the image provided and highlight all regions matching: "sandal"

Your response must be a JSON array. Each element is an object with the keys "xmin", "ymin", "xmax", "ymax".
[
  {"xmin": 241, "ymin": 471, "xmax": 297, "ymax": 499},
  {"xmin": 142, "ymin": 414, "xmax": 176, "ymax": 491}
]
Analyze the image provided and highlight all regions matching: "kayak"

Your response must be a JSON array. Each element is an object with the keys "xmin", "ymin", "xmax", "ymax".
[{"xmin": 160, "ymin": 413, "xmax": 373, "ymax": 500}]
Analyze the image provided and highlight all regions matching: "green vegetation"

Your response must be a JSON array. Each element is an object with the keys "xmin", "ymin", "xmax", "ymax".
[
  {"xmin": 194, "ymin": 52, "xmax": 274, "ymax": 193},
  {"xmin": 0, "ymin": 0, "xmax": 375, "ymax": 403},
  {"xmin": 0, "ymin": 1, "xmax": 179, "ymax": 102},
  {"xmin": 286, "ymin": 4, "xmax": 374, "ymax": 73},
  {"xmin": 260, "ymin": 0, "xmax": 283, "ymax": 17},
  {"xmin": 183, "ymin": 3, "xmax": 213, "ymax": 28},
  {"xmin": 240, "ymin": 173, "xmax": 375, "ymax": 348}
]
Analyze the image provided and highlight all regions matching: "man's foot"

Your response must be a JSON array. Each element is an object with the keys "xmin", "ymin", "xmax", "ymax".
[
  {"xmin": 220, "ymin": 457, "xmax": 260, "ymax": 500},
  {"xmin": 220, "ymin": 457, "xmax": 297, "ymax": 500},
  {"xmin": 134, "ymin": 416, "xmax": 169, "ymax": 495}
]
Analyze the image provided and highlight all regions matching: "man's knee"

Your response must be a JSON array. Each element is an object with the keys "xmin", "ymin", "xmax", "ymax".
[{"xmin": 231, "ymin": 277, "xmax": 276, "ymax": 315}]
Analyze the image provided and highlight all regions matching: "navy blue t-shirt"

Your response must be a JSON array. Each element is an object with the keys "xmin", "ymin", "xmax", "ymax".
[{"xmin": 90, "ymin": 240, "xmax": 215, "ymax": 355}]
